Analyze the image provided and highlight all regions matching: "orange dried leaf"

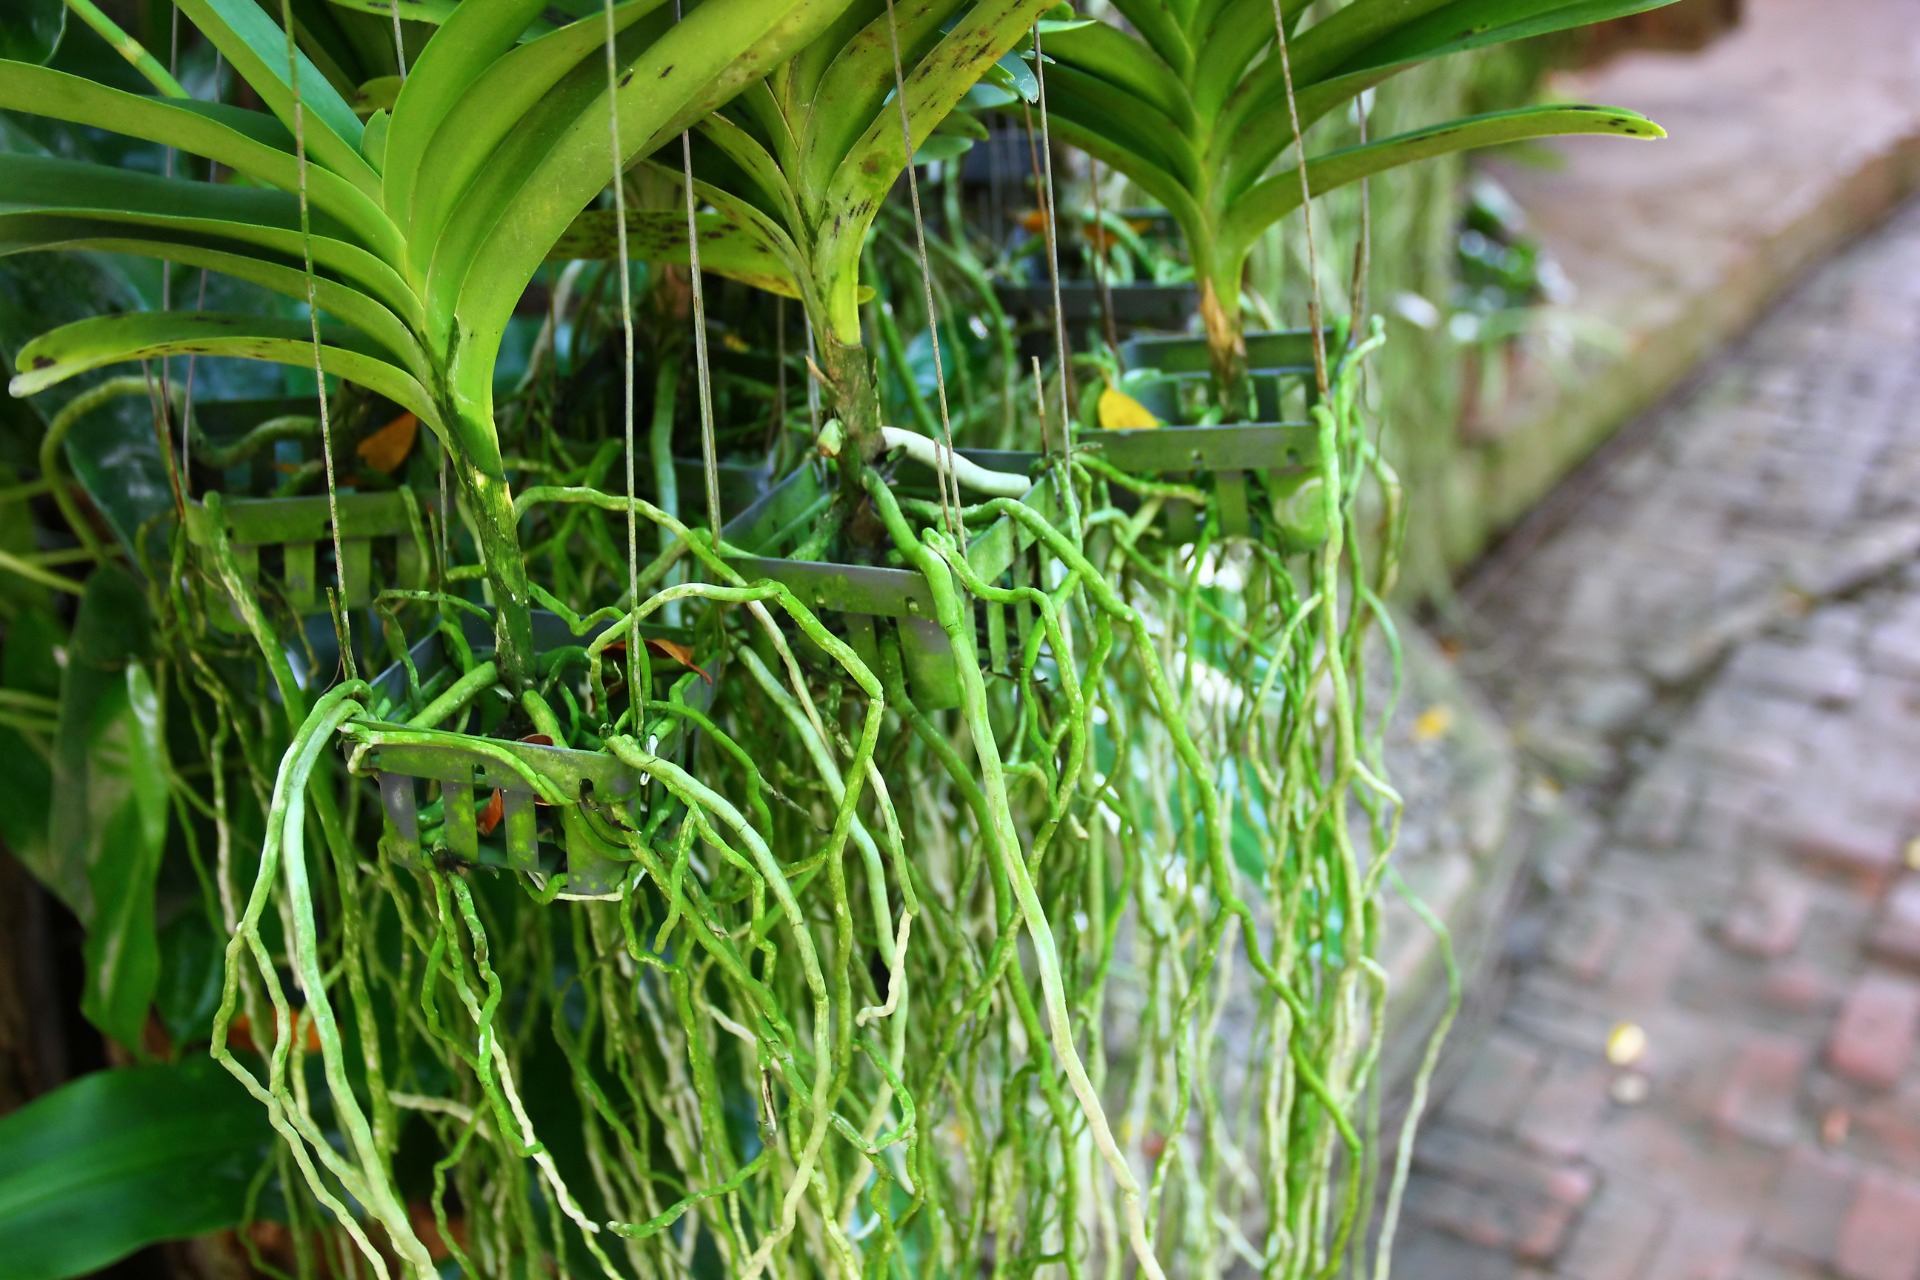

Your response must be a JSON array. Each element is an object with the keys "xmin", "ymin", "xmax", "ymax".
[
  {"xmin": 477, "ymin": 788, "xmax": 504, "ymax": 836},
  {"xmin": 1018, "ymin": 208, "xmax": 1049, "ymax": 234},
  {"xmin": 646, "ymin": 637, "xmax": 714, "ymax": 685},
  {"xmin": 357, "ymin": 411, "xmax": 418, "ymax": 473},
  {"xmin": 521, "ymin": 733, "xmax": 554, "ymax": 747}
]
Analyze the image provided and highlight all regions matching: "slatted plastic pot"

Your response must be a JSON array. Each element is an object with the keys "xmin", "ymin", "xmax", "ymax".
[
  {"xmin": 720, "ymin": 449, "xmax": 1066, "ymax": 712},
  {"xmin": 1099, "ymin": 327, "xmax": 1342, "ymax": 549},
  {"xmin": 346, "ymin": 610, "xmax": 719, "ymax": 900}
]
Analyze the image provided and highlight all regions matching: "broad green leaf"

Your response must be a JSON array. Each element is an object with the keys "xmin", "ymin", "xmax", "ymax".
[
  {"xmin": 11, "ymin": 311, "xmax": 442, "ymax": 431},
  {"xmin": 0, "ymin": 0, "xmax": 65, "ymax": 65},
  {"xmin": 0, "ymin": 62, "xmax": 400, "ymax": 260},
  {"xmin": 1219, "ymin": 104, "xmax": 1665, "ymax": 267},
  {"xmin": 79, "ymin": 662, "xmax": 170, "ymax": 1055},
  {"xmin": 0, "ymin": 1059, "xmax": 272, "ymax": 1280},
  {"xmin": 42, "ymin": 565, "xmax": 153, "ymax": 925},
  {"xmin": 0, "ymin": 608, "xmax": 60, "ymax": 875},
  {"xmin": 0, "ymin": 252, "xmax": 177, "ymax": 551},
  {"xmin": 547, "ymin": 210, "xmax": 801, "ymax": 296},
  {"xmin": 171, "ymin": 0, "xmax": 373, "ymax": 193}
]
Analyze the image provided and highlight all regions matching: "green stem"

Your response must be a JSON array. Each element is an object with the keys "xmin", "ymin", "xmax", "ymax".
[
  {"xmin": 452, "ymin": 457, "xmax": 535, "ymax": 689},
  {"xmin": 818, "ymin": 332, "xmax": 883, "ymax": 503}
]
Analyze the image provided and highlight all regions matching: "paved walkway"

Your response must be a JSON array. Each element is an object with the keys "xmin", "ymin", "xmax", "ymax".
[{"xmin": 1394, "ymin": 200, "xmax": 1920, "ymax": 1280}]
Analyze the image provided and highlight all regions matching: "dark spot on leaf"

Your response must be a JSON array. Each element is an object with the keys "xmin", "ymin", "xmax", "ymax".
[
  {"xmin": 620, "ymin": 70, "xmax": 634, "ymax": 87},
  {"xmin": 659, "ymin": 64, "xmax": 673, "ymax": 78},
  {"xmin": 31, "ymin": 355, "xmax": 53, "ymax": 369}
]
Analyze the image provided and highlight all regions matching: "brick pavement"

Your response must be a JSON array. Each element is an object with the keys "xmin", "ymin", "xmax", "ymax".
[{"xmin": 1395, "ymin": 200, "xmax": 1920, "ymax": 1280}]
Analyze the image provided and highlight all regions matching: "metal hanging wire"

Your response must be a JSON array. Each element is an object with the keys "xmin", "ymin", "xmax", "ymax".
[
  {"xmin": 603, "ymin": 0, "xmax": 642, "ymax": 700},
  {"xmin": 1269, "ymin": 0, "xmax": 1331, "ymax": 399},
  {"xmin": 1030, "ymin": 21, "xmax": 1080, "ymax": 534},
  {"xmin": 673, "ymin": 0, "xmax": 723, "ymax": 547},
  {"xmin": 883, "ymin": 0, "xmax": 963, "ymax": 539},
  {"xmin": 281, "ymin": 0, "xmax": 355, "ymax": 678}
]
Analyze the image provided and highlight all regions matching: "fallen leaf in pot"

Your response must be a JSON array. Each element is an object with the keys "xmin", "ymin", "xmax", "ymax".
[
  {"xmin": 477, "ymin": 788, "xmax": 504, "ymax": 836},
  {"xmin": 605, "ymin": 638, "xmax": 714, "ymax": 684},
  {"xmin": 1098, "ymin": 385, "xmax": 1160, "ymax": 430},
  {"xmin": 356, "ymin": 410, "xmax": 418, "ymax": 473}
]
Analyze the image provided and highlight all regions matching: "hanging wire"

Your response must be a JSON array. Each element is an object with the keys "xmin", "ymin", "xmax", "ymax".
[
  {"xmin": 141, "ymin": 2, "xmax": 187, "ymax": 518},
  {"xmin": 388, "ymin": 0, "xmax": 408, "ymax": 80},
  {"xmin": 1030, "ymin": 21, "xmax": 1080, "ymax": 534},
  {"xmin": 280, "ymin": 0, "xmax": 355, "ymax": 677},
  {"xmin": 1088, "ymin": 155, "xmax": 1119, "ymax": 354},
  {"xmin": 672, "ymin": 0, "xmax": 723, "ymax": 544},
  {"xmin": 179, "ymin": 42, "xmax": 224, "ymax": 498},
  {"xmin": 1269, "ymin": 0, "xmax": 1330, "ymax": 398},
  {"xmin": 602, "ymin": 0, "xmax": 641, "ymax": 699},
  {"xmin": 882, "ymin": 0, "xmax": 962, "ymax": 539}
]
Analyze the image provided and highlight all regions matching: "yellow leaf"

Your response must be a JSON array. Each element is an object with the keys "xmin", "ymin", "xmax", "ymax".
[
  {"xmin": 356, "ymin": 410, "xmax": 418, "ymax": 473},
  {"xmin": 1412, "ymin": 704, "xmax": 1452, "ymax": 742},
  {"xmin": 1098, "ymin": 386, "xmax": 1160, "ymax": 430},
  {"xmin": 721, "ymin": 332, "xmax": 750, "ymax": 353}
]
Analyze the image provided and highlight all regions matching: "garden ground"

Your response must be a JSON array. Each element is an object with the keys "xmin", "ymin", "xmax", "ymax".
[{"xmin": 1393, "ymin": 195, "xmax": 1920, "ymax": 1280}]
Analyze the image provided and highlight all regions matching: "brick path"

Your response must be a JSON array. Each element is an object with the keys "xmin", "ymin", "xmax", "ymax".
[{"xmin": 1393, "ymin": 199, "xmax": 1920, "ymax": 1280}]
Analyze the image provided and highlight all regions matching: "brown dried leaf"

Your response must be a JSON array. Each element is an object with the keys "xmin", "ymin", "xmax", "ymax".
[
  {"xmin": 645, "ymin": 637, "xmax": 714, "ymax": 685},
  {"xmin": 356, "ymin": 410, "xmax": 418, "ymax": 473},
  {"xmin": 477, "ymin": 788, "xmax": 504, "ymax": 836}
]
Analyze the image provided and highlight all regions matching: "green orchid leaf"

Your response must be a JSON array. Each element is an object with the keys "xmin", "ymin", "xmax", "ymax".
[
  {"xmin": 1220, "ymin": 103, "xmax": 1665, "ymax": 267},
  {"xmin": 815, "ymin": 0, "xmax": 1054, "ymax": 329},
  {"xmin": 994, "ymin": 45, "xmax": 1038, "ymax": 102},
  {"xmin": 1342, "ymin": 0, "xmax": 1688, "ymax": 76},
  {"xmin": 445, "ymin": 0, "xmax": 859, "ymax": 450},
  {"xmin": 0, "ymin": 154, "xmax": 419, "ymax": 323},
  {"xmin": 803, "ymin": 0, "xmax": 968, "ymax": 192},
  {"xmin": 171, "ymin": 0, "xmax": 373, "ymax": 191},
  {"xmin": 79, "ymin": 661, "xmax": 170, "ymax": 1055},
  {"xmin": 0, "ymin": 0, "xmax": 65, "ymax": 65},
  {"xmin": 547, "ymin": 210, "xmax": 801, "ymax": 297},
  {"xmin": 0, "ymin": 1059, "xmax": 272, "ymax": 1280},
  {"xmin": 381, "ymin": 0, "xmax": 560, "ymax": 236},
  {"xmin": 10, "ymin": 311, "xmax": 441, "ymax": 432},
  {"xmin": 0, "ymin": 216, "xmax": 427, "ymax": 377},
  {"xmin": 1042, "ymin": 20, "xmax": 1187, "ymax": 125},
  {"xmin": 1102, "ymin": 0, "xmax": 1193, "ymax": 78},
  {"xmin": 912, "ymin": 132, "xmax": 974, "ymax": 163},
  {"xmin": 0, "ymin": 62, "xmax": 400, "ymax": 260},
  {"xmin": 323, "ymin": 0, "xmax": 464, "ymax": 24}
]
